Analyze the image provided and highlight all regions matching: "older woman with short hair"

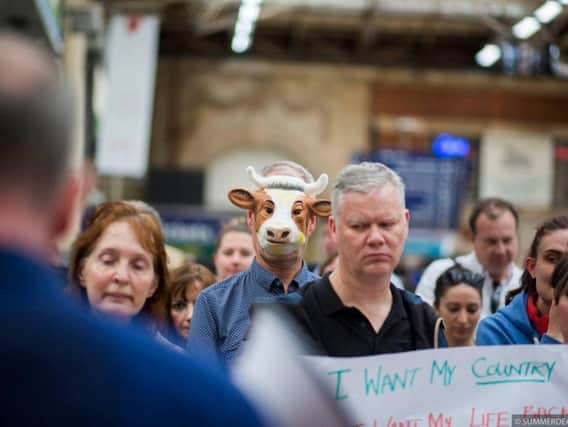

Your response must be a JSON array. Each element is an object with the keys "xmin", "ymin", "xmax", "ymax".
[{"xmin": 69, "ymin": 201, "xmax": 169, "ymax": 337}]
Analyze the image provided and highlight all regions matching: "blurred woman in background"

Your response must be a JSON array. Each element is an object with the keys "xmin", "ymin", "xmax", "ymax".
[
  {"xmin": 433, "ymin": 264, "xmax": 484, "ymax": 347},
  {"xmin": 213, "ymin": 218, "xmax": 254, "ymax": 281},
  {"xmin": 166, "ymin": 263, "xmax": 216, "ymax": 346},
  {"xmin": 477, "ymin": 216, "xmax": 568, "ymax": 345},
  {"xmin": 69, "ymin": 201, "xmax": 169, "ymax": 337}
]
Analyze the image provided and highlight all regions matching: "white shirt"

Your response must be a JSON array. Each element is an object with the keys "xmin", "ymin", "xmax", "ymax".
[{"xmin": 415, "ymin": 251, "xmax": 523, "ymax": 317}]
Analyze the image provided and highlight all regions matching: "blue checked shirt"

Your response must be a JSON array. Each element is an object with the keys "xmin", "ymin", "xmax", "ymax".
[{"xmin": 187, "ymin": 258, "xmax": 318, "ymax": 364}]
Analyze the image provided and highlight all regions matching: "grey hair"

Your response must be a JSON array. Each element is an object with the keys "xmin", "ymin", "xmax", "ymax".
[
  {"xmin": 331, "ymin": 162, "xmax": 406, "ymax": 217},
  {"xmin": 261, "ymin": 160, "xmax": 314, "ymax": 184}
]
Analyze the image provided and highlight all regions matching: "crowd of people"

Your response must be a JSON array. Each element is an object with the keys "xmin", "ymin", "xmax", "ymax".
[
  {"xmin": 39, "ymin": 158, "xmax": 568, "ymax": 358},
  {"xmin": 1, "ymin": 31, "xmax": 567, "ymax": 425}
]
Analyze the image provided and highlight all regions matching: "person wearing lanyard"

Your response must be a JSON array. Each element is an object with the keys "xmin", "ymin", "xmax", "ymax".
[{"xmin": 416, "ymin": 198, "xmax": 522, "ymax": 316}]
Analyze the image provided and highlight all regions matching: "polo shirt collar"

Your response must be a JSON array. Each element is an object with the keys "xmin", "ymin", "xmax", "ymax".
[
  {"xmin": 317, "ymin": 274, "xmax": 408, "ymax": 321},
  {"xmin": 250, "ymin": 257, "xmax": 312, "ymax": 291}
]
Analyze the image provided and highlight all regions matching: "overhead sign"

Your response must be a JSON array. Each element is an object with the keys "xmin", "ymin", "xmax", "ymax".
[
  {"xmin": 97, "ymin": 15, "xmax": 160, "ymax": 178},
  {"xmin": 354, "ymin": 150, "xmax": 469, "ymax": 229}
]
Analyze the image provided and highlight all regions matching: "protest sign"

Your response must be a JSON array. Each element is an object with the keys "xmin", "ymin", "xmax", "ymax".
[
  {"xmin": 305, "ymin": 345, "xmax": 568, "ymax": 427},
  {"xmin": 234, "ymin": 307, "xmax": 568, "ymax": 427}
]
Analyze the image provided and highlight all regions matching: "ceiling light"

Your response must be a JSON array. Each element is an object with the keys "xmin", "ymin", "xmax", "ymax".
[
  {"xmin": 512, "ymin": 16, "xmax": 541, "ymax": 39},
  {"xmin": 238, "ymin": 4, "xmax": 261, "ymax": 22},
  {"xmin": 235, "ymin": 19, "xmax": 254, "ymax": 34},
  {"xmin": 534, "ymin": 1, "xmax": 563, "ymax": 23},
  {"xmin": 475, "ymin": 44, "xmax": 501, "ymax": 67},
  {"xmin": 230, "ymin": 0, "xmax": 263, "ymax": 54},
  {"xmin": 242, "ymin": 0, "xmax": 263, "ymax": 6},
  {"xmin": 231, "ymin": 34, "xmax": 251, "ymax": 54}
]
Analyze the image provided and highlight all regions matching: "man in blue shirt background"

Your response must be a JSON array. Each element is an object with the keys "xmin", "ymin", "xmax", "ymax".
[
  {"xmin": 188, "ymin": 161, "xmax": 331, "ymax": 363},
  {"xmin": 0, "ymin": 32, "xmax": 263, "ymax": 427}
]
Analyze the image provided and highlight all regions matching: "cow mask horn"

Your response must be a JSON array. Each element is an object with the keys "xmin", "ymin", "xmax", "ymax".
[{"xmin": 246, "ymin": 166, "xmax": 328, "ymax": 198}]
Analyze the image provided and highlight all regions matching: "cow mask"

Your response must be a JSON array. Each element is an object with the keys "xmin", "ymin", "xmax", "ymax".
[{"xmin": 228, "ymin": 166, "xmax": 331, "ymax": 256}]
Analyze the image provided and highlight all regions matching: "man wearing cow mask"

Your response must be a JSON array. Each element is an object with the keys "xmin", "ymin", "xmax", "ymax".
[
  {"xmin": 276, "ymin": 162, "xmax": 443, "ymax": 355},
  {"xmin": 188, "ymin": 161, "xmax": 331, "ymax": 363}
]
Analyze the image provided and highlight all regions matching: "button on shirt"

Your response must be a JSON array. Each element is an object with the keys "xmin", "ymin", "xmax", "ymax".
[
  {"xmin": 187, "ymin": 258, "xmax": 318, "ymax": 364},
  {"xmin": 270, "ymin": 278, "xmax": 299, "ymax": 295}
]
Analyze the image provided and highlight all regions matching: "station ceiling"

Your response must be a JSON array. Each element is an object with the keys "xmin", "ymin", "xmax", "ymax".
[{"xmin": 97, "ymin": 0, "xmax": 568, "ymax": 72}]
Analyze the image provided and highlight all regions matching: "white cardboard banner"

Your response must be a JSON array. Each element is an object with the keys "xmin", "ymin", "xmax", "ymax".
[
  {"xmin": 97, "ymin": 15, "xmax": 160, "ymax": 178},
  {"xmin": 305, "ymin": 345, "xmax": 568, "ymax": 427}
]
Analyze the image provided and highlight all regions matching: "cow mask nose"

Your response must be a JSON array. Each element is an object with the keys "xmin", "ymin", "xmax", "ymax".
[{"xmin": 267, "ymin": 227, "xmax": 291, "ymax": 242}]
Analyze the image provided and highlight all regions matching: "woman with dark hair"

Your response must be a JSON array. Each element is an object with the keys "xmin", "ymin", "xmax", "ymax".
[
  {"xmin": 166, "ymin": 263, "xmax": 216, "ymax": 347},
  {"xmin": 476, "ymin": 216, "xmax": 568, "ymax": 345},
  {"xmin": 213, "ymin": 217, "xmax": 254, "ymax": 281},
  {"xmin": 69, "ymin": 201, "xmax": 169, "ymax": 336},
  {"xmin": 433, "ymin": 264, "xmax": 484, "ymax": 347}
]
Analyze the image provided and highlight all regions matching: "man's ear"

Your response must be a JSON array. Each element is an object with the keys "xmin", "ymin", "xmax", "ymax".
[
  {"xmin": 328, "ymin": 216, "xmax": 337, "ymax": 240},
  {"xmin": 403, "ymin": 208, "xmax": 410, "ymax": 239},
  {"xmin": 306, "ymin": 214, "xmax": 317, "ymax": 237},
  {"xmin": 53, "ymin": 164, "xmax": 95, "ymax": 251},
  {"xmin": 50, "ymin": 172, "xmax": 84, "ymax": 245},
  {"xmin": 246, "ymin": 210, "xmax": 256, "ymax": 231}
]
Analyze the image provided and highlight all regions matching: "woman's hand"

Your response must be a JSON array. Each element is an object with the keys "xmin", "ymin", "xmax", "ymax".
[{"xmin": 546, "ymin": 299, "xmax": 564, "ymax": 343}]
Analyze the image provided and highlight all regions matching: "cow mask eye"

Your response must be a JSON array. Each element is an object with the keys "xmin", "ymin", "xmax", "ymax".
[
  {"xmin": 292, "ymin": 202, "xmax": 304, "ymax": 216},
  {"xmin": 263, "ymin": 203, "xmax": 274, "ymax": 215}
]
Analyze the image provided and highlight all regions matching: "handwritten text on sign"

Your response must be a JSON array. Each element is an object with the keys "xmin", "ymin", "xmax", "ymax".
[{"xmin": 304, "ymin": 345, "xmax": 568, "ymax": 427}]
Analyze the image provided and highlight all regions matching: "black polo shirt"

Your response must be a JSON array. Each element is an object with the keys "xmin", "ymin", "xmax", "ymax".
[{"xmin": 279, "ymin": 274, "xmax": 439, "ymax": 357}]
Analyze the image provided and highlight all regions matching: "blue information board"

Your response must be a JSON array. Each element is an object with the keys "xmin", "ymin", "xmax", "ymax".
[
  {"xmin": 353, "ymin": 149, "xmax": 470, "ymax": 230},
  {"xmin": 158, "ymin": 209, "xmax": 234, "ymax": 262}
]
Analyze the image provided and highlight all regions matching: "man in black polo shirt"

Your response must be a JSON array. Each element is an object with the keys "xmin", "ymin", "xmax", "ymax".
[{"xmin": 278, "ymin": 162, "xmax": 441, "ymax": 356}]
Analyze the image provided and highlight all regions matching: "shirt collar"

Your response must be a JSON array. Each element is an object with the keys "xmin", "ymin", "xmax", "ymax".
[
  {"xmin": 249, "ymin": 257, "xmax": 311, "ymax": 292},
  {"xmin": 471, "ymin": 250, "xmax": 516, "ymax": 284},
  {"xmin": 316, "ymin": 274, "xmax": 407, "ymax": 321}
]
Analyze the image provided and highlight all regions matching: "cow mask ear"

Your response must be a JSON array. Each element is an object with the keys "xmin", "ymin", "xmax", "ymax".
[
  {"xmin": 228, "ymin": 188, "xmax": 256, "ymax": 210},
  {"xmin": 308, "ymin": 199, "xmax": 332, "ymax": 218}
]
